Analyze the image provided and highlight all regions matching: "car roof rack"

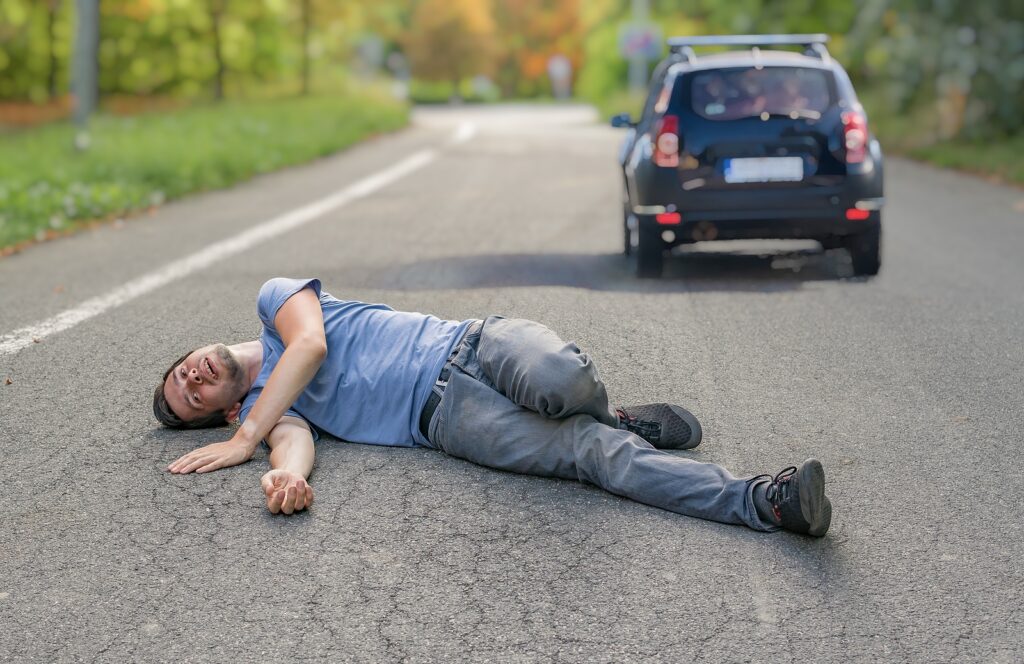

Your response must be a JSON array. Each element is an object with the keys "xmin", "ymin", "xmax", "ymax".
[{"xmin": 667, "ymin": 34, "xmax": 831, "ymax": 64}]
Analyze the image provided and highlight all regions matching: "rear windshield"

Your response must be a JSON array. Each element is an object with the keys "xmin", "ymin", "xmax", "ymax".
[{"xmin": 690, "ymin": 67, "xmax": 833, "ymax": 121}]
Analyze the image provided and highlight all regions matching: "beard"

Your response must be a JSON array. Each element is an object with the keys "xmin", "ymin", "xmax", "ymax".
[{"xmin": 214, "ymin": 343, "xmax": 247, "ymax": 396}]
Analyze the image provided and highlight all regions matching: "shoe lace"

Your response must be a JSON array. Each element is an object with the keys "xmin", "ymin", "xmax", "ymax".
[
  {"xmin": 616, "ymin": 408, "xmax": 660, "ymax": 439},
  {"xmin": 746, "ymin": 465, "xmax": 797, "ymax": 517}
]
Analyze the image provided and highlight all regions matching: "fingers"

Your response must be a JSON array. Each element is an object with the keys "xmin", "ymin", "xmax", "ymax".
[
  {"xmin": 167, "ymin": 452, "xmax": 195, "ymax": 474},
  {"xmin": 169, "ymin": 443, "xmax": 246, "ymax": 474},
  {"xmin": 168, "ymin": 453, "xmax": 206, "ymax": 474},
  {"xmin": 267, "ymin": 487, "xmax": 285, "ymax": 513},
  {"xmin": 265, "ymin": 479, "xmax": 313, "ymax": 515},
  {"xmin": 195, "ymin": 458, "xmax": 225, "ymax": 474},
  {"xmin": 167, "ymin": 443, "xmax": 217, "ymax": 474},
  {"xmin": 171, "ymin": 454, "xmax": 216, "ymax": 474},
  {"xmin": 282, "ymin": 486, "xmax": 297, "ymax": 515}
]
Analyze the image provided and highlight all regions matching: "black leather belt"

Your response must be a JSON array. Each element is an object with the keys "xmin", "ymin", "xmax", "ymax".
[
  {"xmin": 419, "ymin": 321, "xmax": 481, "ymax": 439},
  {"xmin": 418, "ymin": 365, "xmax": 450, "ymax": 439}
]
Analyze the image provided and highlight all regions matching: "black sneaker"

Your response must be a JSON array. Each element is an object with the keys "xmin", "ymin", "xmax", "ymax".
[
  {"xmin": 750, "ymin": 459, "xmax": 832, "ymax": 537},
  {"xmin": 616, "ymin": 403, "xmax": 702, "ymax": 449}
]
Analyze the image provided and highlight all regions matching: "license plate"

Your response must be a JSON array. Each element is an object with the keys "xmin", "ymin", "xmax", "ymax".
[{"xmin": 723, "ymin": 157, "xmax": 804, "ymax": 183}]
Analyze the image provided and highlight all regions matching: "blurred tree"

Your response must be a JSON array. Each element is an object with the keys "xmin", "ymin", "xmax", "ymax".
[
  {"xmin": 493, "ymin": 0, "xmax": 584, "ymax": 97},
  {"xmin": 44, "ymin": 0, "xmax": 60, "ymax": 98},
  {"xmin": 857, "ymin": 0, "xmax": 1024, "ymax": 139},
  {"xmin": 207, "ymin": 0, "xmax": 226, "ymax": 100},
  {"xmin": 300, "ymin": 0, "xmax": 311, "ymax": 95},
  {"xmin": 403, "ymin": 0, "xmax": 497, "ymax": 97},
  {"xmin": 293, "ymin": 0, "xmax": 358, "ymax": 96}
]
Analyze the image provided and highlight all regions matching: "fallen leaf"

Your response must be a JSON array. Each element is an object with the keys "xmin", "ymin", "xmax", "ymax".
[{"xmin": 32, "ymin": 338, "xmax": 41, "ymax": 343}]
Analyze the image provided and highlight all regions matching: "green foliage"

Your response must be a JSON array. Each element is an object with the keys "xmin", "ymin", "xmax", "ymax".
[
  {"xmin": 0, "ymin": 0, "xmax": 70, "ymax": 100},
  {"xmin": 408, "ymin": 79, "xmax": 497, "ymax": 104},
  {"xmin": 0, "ymin": 90, "xmax": 408, "ymax": 249},
  {"xmin": 0, "ymin": 0, "xmax": 364, "ymax": 101},
  {"xmin": 860, "ymin": 0, "xmax": 1024, "ymax": 139},
  {"xmin": 911, "ymin": 135, "xmax": 1024, "ymax": 185},
  {"xmin": 575, "ymin": 21, "xmax": 628, "ymax": 104}
]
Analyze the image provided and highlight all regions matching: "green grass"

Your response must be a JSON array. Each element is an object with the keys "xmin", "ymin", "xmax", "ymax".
[
  {"xmin": 909, "ymin": 135, "xmax": 1024, "ymax": 185},
  {"xmin": 0, "ymin": 89, "xmax": 409, "ymax": 250}
]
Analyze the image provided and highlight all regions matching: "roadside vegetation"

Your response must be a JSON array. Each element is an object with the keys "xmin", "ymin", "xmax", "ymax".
[{"xmin": 0, "ymin": 90, "xmax": 407, "ymax": 251}]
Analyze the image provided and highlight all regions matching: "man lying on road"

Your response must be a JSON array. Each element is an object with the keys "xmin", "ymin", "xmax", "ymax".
[{"xmin": 155, "ymin": 277, "xmax": 832, "ymax": 536}]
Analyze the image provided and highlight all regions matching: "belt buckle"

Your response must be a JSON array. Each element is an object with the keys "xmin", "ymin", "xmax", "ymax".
[{"xmin": 435, "ymin": 360, "xmax": 453, "ymax": 390}]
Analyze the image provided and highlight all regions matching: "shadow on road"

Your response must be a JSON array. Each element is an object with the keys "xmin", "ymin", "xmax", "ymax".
[{"xmin": 368, "ymin": 243, "xmax": 861, "ymax": 293}]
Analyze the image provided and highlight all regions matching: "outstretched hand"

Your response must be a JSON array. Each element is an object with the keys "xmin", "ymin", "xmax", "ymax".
[
  {"xmin": 167, "ymin": 439, "xmax": 253, "ymax": 474},
  {"xmin": 261, "ymin": 469, "xmax": 314, "ymax": 515}
]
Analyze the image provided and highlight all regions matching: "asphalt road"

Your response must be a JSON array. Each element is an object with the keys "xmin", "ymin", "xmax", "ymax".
[{"xmin": 1, "ymin": 104, "xmax": 1021, "ymax": 662}]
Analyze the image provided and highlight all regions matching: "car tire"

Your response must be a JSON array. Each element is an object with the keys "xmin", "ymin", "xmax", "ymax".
[
  {"xmin": 635, "ymin": 224, "xmax": 664, "ymax": 278},
  {"xmin": 845, "ymin": 223, "xmax": 881, "ymax": 276},
  {"xmin": 622, "ymin": 211, "xmax": 630, "ymax": 258},
  {"xmin": 622, "ymin": 189, "xmax": 633, "ymax": 256}
]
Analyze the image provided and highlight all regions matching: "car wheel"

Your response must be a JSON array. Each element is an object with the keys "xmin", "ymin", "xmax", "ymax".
[
  {"xmin": 845, "ymin": 223, "xmax": 881, "ymax": 276},
  {"xmin": 622, "ymin": 189, "xmax": 633, "ymax": 256},
  {"xmin": 635, "ymin": 224, "xmax": 664, "ymax": 278}
]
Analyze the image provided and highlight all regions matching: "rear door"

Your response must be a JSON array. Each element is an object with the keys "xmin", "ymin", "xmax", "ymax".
[{"xmin": 675, "ymin": 65, "xmax": 845, "ymax": 192}]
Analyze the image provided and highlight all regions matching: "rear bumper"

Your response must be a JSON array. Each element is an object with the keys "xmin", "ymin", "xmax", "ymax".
[
  {"xmin": 636, "ymin": 208, "xmax": 881, "ymax": 244},
  {"xmin": 627, "ymin": 160, "xmax": 884, "ymax": 218}
]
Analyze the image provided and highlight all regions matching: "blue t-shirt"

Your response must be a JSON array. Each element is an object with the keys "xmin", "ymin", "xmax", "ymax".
[{"xmin": 239, "ymin": 278, "xmax": 472, "ymax": 447}]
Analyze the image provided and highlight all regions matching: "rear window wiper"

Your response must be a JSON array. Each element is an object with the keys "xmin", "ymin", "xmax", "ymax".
[{"xmin": 768, "ymin": 109, "xmax": 822, "ymax": 120}]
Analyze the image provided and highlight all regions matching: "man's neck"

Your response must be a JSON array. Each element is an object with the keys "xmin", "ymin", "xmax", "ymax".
[{"xmin": 229, "ymin": 340, "xmax": 263, "ymax": 392}]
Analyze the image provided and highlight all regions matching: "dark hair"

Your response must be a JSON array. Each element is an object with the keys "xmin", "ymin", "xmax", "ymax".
[{"xmin": 153, "ymin": 349, "xmax": 230, "ymax": 429}]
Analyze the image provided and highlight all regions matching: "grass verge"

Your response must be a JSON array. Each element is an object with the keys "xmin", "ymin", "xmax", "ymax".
[
  {"xmin": 909, "ymin": 136, "xmax": 1024, "ymax": 186},
  {"xmin": 0, "ymin": 88, "xmax": 409, "ymax": 252}
]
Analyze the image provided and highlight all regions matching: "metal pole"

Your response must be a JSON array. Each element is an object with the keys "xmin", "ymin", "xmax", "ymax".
[
  {"xmin": 72, "ymin": 0, "xmax": 99, "ymax": 147},
  {"xmin": 628, "ymin": 0, "xmax": 650, "ymax": 91}
]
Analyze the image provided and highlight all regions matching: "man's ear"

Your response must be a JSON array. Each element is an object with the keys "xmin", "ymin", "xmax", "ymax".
[{"xmin": 226, "ymin": 402, "xmax": 242, "ymax": 423}]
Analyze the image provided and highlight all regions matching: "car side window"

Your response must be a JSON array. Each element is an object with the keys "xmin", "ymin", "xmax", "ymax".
[{"xmin": 638, "ymin": 61, "xmax": 673, "ymax": 133}]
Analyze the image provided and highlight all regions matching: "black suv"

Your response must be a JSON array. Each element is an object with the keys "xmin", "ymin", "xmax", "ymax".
[{"xmin": 612, "ymin": 34, "xmax": 884, "ymax": 278}]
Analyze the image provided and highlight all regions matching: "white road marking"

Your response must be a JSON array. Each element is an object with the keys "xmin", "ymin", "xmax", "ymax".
[
  {"xmin": 0, "ymin": 124, "xmax": 478, "ymax": 358},
  {"xmin": 450, "ymin": 123, "xmax": 477, "ymax": 144}
]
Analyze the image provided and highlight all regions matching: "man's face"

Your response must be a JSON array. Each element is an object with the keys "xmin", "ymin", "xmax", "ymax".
[{"xmin": 163, "ymin": 343, "xmax": 247, "ymax": 423}]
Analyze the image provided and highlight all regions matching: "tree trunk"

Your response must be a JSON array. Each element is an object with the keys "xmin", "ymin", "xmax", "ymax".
[
  {"xmin": 300, "ymin": 0, "xmax": 311, "ymax": 95},
  {"xmin": 46, "ymin": 0, "xmax": 59, "ymax": 99},
  {"xmin": 209, "ymin": 0, "xmax": 226, "ymax": 100}
]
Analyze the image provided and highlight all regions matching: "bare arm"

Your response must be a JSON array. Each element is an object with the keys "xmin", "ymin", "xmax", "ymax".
[
  {"xmin": 260, "ymin": 415, "xmax": 316, "ymax": 514},
  {"xmin": 235, "ymin": 287, "xmax": 327, "ymax": 455}
]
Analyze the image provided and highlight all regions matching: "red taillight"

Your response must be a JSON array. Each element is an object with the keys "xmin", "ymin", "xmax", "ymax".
[
  {"xmin": 656, "ymin": 212, "xmax": 681, "ymax": 225},
  {"xmin": 845, "ymin": 208, "xmax": 871, "ymax": 221},
  {"xmin": 653, "ymin": 115, "xmax": 679, "ymax": 167},
  {"xmin": 841, "ymin": 110, "xmax": 868, "ymax": 164}
]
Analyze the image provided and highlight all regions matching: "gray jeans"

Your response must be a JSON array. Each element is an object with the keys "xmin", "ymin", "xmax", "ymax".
[{"xmin": 426, "ymin": 316, "xmax": 773, "ymax": 531}]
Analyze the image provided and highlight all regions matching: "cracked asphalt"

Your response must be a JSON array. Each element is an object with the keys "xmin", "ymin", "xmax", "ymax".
[{"xmin": 1, "ymin": 104, "xmax": 1022, "ymax": 662}]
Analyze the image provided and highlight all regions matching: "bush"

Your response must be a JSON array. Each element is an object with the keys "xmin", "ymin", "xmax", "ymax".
[{"xmin": 0, "ymin": 89, "xmax": 408, "ymax": 250}]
